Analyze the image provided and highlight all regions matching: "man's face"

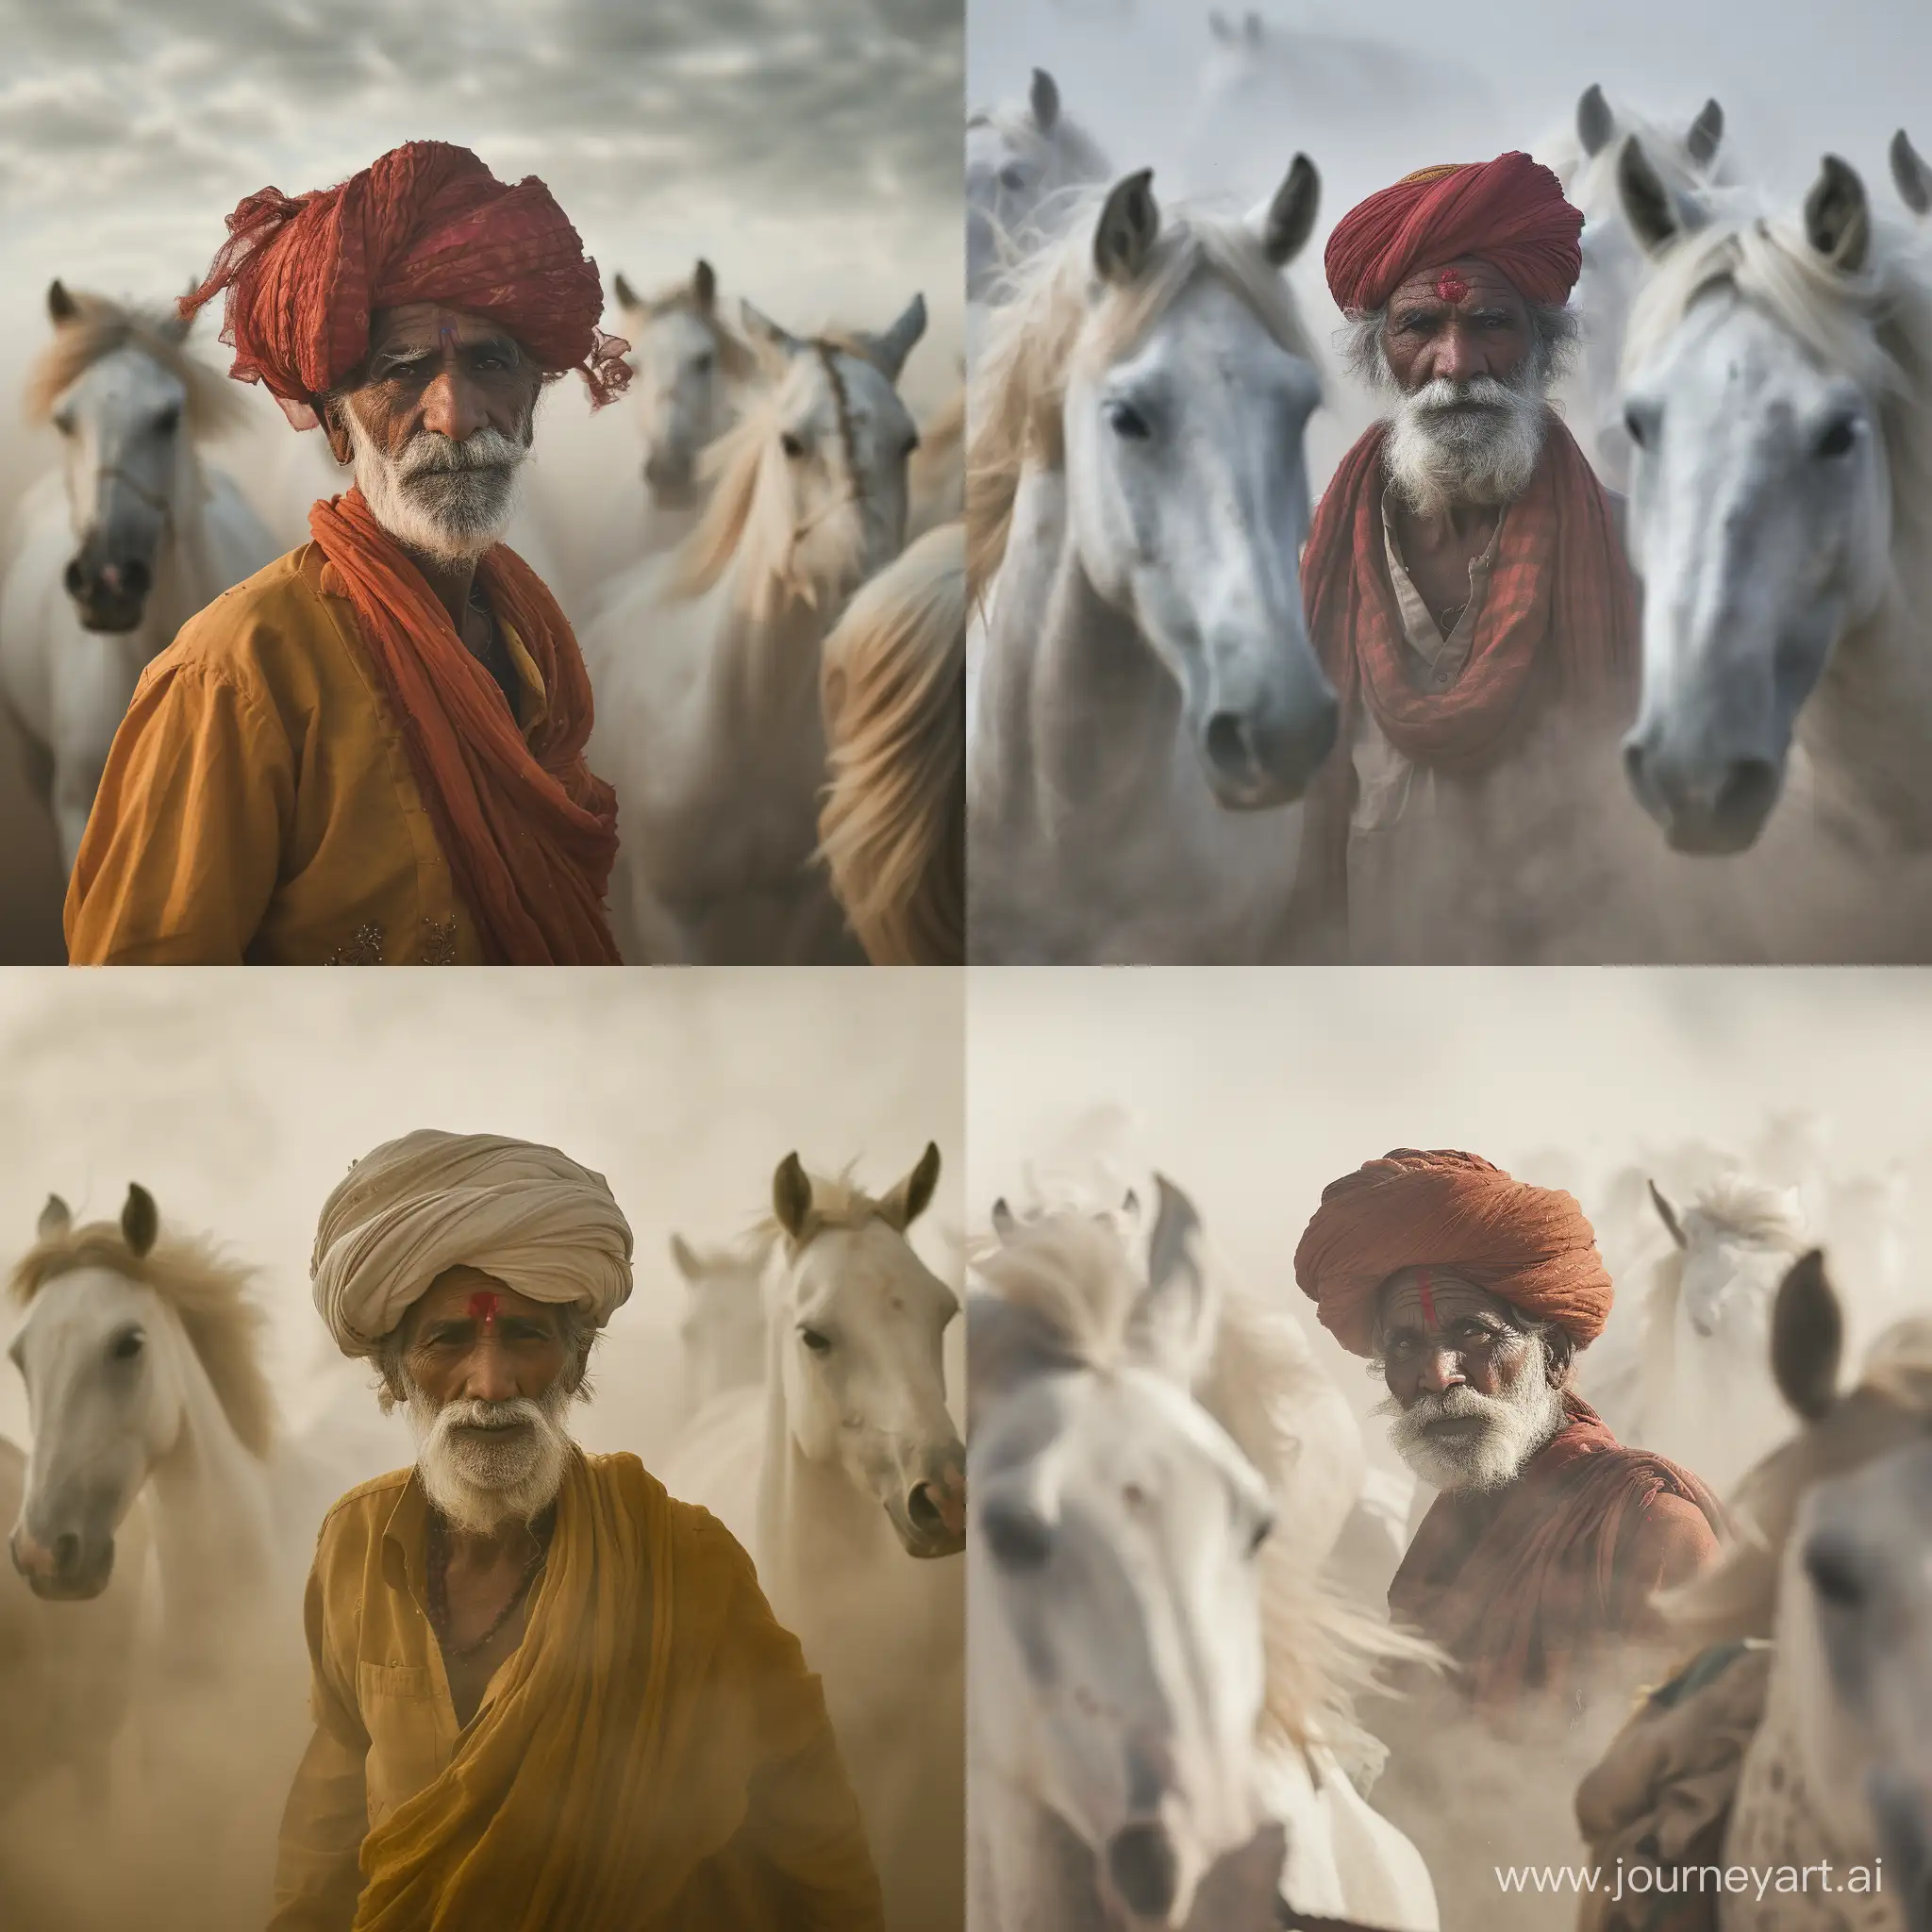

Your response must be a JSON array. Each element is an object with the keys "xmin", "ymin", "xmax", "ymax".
[
  {"xmin": 1380, "ymin": 258, "xmax": 1536, "ymax": 392},
  {"xmin": 325, "ymin": 303, "xmax": 541, "ymax": 563},
  {"xmin": 394, "ymin": 1265, "xmax": 579, "ymax": 1532},
  {"xmin": 1374, "ymin": 1267, "xmax": 1563, "ymax": 1492}
]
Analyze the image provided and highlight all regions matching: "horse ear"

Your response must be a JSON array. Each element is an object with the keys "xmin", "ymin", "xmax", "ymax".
[
  {"xmin": 46, "ymin": 279, "xmax": 78, "ymax": 328},
  {"xmin": 862, "ymin": 293, "xmax": 927, "ymax": 384},
  {"xmin": 1686, "ymin": 98, "xmax": 1724, "ymax": 172},
  {"xmin": 1208, "ymin": 8, "xmax": 1234, "ymax": 42},
  {"xmin": 1893, "ymin": 130, "xmax": 1932, "ymax": 218},
  {"xmin": 740, "ymin": 299, "xmax": 803, "ymax": 362},
  {"xmin": 1648, "ymin": 1179, "xmax": 1688, "ymax": 1250},
  {"xmin": 772, "ymin": 1153, "xmax": 813, "ymax": 1241},
  {"xmin": 1576, "ymin": 83, "xmax": 1616, "ymax": 159},
  {"xmin": 1130, "ymin": 1174, "xmax": 1214, "ymax": 1384},
  {"xmin": 1254, "ymin": 153, "xmax": 1320, "ymax": 267},
  {"xmin": 1094, "ymin": 169, "xmax": 1160, "ymax": 286},
  {"xmin": 1243, "ymin": 10, "xmax": 1264, "ymax": 47},
  {"xmin": 122, "ymin": 1184, "xmax": 158, "ymax": 1260},
  {"xmin": 990, "ymin": 1198, "xmax": 1018, "ymax": 1241},
  {"xmin": 1617, "ymin": 135, "xmax": 1700, "ymax": 258},
  {"xmin": 1029, "ymin": 67, "xmax": 1060, "ymax": 134},
  {"xmin": 669, "ymin": 1233, "xmax": 702, "ymax": 1282},
  {"xmin": 1771, "ymin": 1250, "xmax": 1842, "ymax": 1423},
  {"xmin": 692, "ymin": 259, "xmax": 717, "ymax": 312},
  {"xmin": 879, "ymin": 1141, "xmax": 942, "ymax": 1233},
  {"xmin": 159, "ymin": 281, "xmax": 195, "ymax": 345},
  {"xmin": 613, "ymin": 271, "xmax": 640, "ymax": 311},
  {"xmin": 1804, "ymin": 154, "xmax": 1871, "ymax": 275},
  {"xmin": 37, "ymin": 1194, "xmax": 71, "ymax": 1241},
  {"xmin": 1122, "ymin": 1187, "xmax": 1140, "ymax": 1219}
]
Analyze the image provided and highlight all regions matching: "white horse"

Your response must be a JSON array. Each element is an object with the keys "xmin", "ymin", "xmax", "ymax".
[
  {"xmin": 583, "ymin": 291, "xmax": 927, "ymax": 964},
  {"xmin": 967, "ymin": 68, "xmax": 1113, "ymax": 310},
  {"xmin": 5, "ymin": 1187, "xmax": 282, "ymax": 1677},
  {"xmin": 1894, "ymin": 130, "xmax": 1931, "ymax": 223},
  {"xmin": 970, "ymin": 1187, "xmax": 1437, "ymax": 1932},
  {"xmin": 1656, "ymin": 1254, "xmax": 1932, "ymax": 1931},
  {"xmin": 968, "ymin": 162, "xmax": 1337, "ymax": 962},
  {"xmin": 1616, "ymin": 145, "xmax": 1932, "ymax": 858},
  {"xmin": 1540, "ymin": 84, "xmax": 1729, "ymax": 493},
  {"xmin": 667, "ymin": 1228, "xmax": 770, "ymax": 1414},
  {"xmin": 0, "ymin": 284, "xmax": 279, "ymax": 873},
  {"xmin": 660, "ymin": 1145, "xmax": 965, "ymax": 1932},
  {"xmin": 0, "ymin": 1431, "xmax": 145, "ymax": 1820},
  {"xmin": 1632, "ymin": 1174, "xmax": 1813, "ymax": 1497},
  {"xmin": 611, "ymin": 259, "xmax": 758, "ymax": 547},
  {"xmin": 818, "ymin": 520, "xmax": 966, "ymax": 965}
]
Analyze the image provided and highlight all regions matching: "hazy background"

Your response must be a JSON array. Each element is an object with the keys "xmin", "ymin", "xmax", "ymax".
[
  {"xmin": 968, "ymin": 967, "xmax": 1932, "ymax": 1408},
  {"xmin": 0, "ymin": 0, "xmax": 964, "ymax": 957},
  {"xmin": 0, "ymin": 967, "xmax": 966, "ymax": 1466}
]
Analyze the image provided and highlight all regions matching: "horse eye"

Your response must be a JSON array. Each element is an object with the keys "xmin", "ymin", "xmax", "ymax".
[
  {"xmin": 1624, "ymin": 407, "xmax": 1648, "ymax": 450},
  {"xmin": 693, "ymin": 351, "xmax": 714, "ymax": 375},
  {"xmin": 155, "ymin": 407, "xmax": 180, "ymax": 435},
  {"xmin": 904, "ymin": 430, "xmax": 922, "ymax": 457},
  {"xmin": 1816, "ymin": 418, "xmax": 1858, "ymax": 459},
  {"xmin": 1107, "ymin": 401, "xmax": 1152, "ymax": 441},
  {"xmin": 798, "ymin": 1326, "xmax": 832, "ymax": 1355},
  {"xmin": 998, "ymin": 165, "xmax": 1028, "ymax": 192},
  {"xmin": 781, "ymin": 430, "xmax": 806, "ymax": 458},
  {"xmin": 53, "ymin": 413, "xmax": 75, "ymax": 437},
  {"xmin": 1247, "ymin": 1510, "xmax": 1275, "ymax": 1557},
  {"xmin": 982, "ymin": 1501, "xmax": 1051, "ymax": 1572},
  {"xmin": 109, "ymin": 1329, "xmax": 144, "ymax": 1363}
]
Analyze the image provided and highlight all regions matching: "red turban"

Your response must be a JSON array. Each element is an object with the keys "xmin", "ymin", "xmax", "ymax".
[
  {"xmin": 181, "ymin": 141, "xmax": 629, "ymax": 425},
  {"xmin": 1293, "ymin": 1149, "xmax": 1612, "ymax": 1356},
  {"xmin": 1324, "ymin": 153, "xmax": 1583, "ymax": 315}
]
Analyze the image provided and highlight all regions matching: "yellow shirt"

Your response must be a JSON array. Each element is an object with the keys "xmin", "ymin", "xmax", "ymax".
[
  {"xmin": 63, "ymin": 544, "xmax": 552, "ymax": 966},
  {"xmin": 272, "ymin": 1457, "xmax": 884, "ymax": 1932}
]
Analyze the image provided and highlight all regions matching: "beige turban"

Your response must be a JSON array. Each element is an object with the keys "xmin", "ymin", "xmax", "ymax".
[{"xmin": 311, "ymin": 1128, "xmax": 634, "ymax": 1357}]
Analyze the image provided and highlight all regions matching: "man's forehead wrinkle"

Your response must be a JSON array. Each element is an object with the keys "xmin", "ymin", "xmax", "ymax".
[{"xmin": 1379, "ymin": 1272, "xmax": 1514, "ymax": 1330}]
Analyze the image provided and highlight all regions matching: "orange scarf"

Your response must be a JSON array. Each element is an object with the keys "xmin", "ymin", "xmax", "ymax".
[
  {"xmin": 1291, "ymin": 416, "xmax": 1638, "ymax": 941},
  {"xmin": 308, "ymin": 489, "xmax": 621, "ymax": 964}
]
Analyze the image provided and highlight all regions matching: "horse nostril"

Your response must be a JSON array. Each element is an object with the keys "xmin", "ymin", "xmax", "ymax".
[
  {"xmin": 1204, "ymin": 711, "xmax": 1251, "ymax": 779},
  {"xmin": 63, "ymin": 559, "xmax": 85, "ymax": 596},
  {"xmin": 1713, "ymin": 758, "xmax": 1778, "ymax": 834},
  {"xmin": 908, "ymin": 1482, "xmax": 943, "ymax": 1535},
  {"xmin": 118, "ymin": 559, "xmax": 151, "ymax": 599},
  {"xmin": 52, "ymin": 1532, "xmax": 80, "ymax": 1578},
  {"xmin": 1805, "ymin": 1527, "xmax": 1866, "ymax": 1610},
  {"xmin": 1107, "ymin": 1823, "xmax": 1180, "ymax": 1920}
]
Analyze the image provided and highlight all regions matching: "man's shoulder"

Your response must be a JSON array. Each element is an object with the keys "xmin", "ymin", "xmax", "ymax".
[
  {"xmin": 151, "ymin": 543, "xmax": 347, "ymax": 695},
  {"xmin": 314, "ymin": 1466, "xmax": 414, "ymax": 1551}
]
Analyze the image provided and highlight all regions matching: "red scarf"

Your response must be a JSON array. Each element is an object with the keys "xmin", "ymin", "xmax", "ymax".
[
  {"xmin": 308, "ymin": 489, "xmax": 621, "ymax": 965},
  {"xmin": 1389, "ymin": 1396, "xmax": 1725, "ymax": 1713},
  {"xmin": 1291, "ymin": 417, "xmax": 1638, "ymax": 937}
]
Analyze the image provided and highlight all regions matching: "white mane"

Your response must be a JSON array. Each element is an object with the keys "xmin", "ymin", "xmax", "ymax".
[{"xmin": 1686, "ymin": 1173, "xmax": 1812, "ymax": 1248}]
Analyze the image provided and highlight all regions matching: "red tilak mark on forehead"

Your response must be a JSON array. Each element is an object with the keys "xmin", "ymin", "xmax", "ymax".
[
  {"xmin": 467, "ymin": 1290, "xmax": 500, "ymax": 1332},
  {"xmin": 1435, "ymin": 271, "xmax": 1471, "ymax": 305},
  {"xmin": 1416, "ymin": 1267, "xmax": 1438, "ymax": 1327}
]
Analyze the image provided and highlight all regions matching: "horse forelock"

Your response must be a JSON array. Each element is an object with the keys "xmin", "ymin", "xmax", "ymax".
[
  {"xmin": 968, "ymin": 194, "xmax": 1321, "ymax": 600},
  {"xmin": 1686, "ymin": 1172, "xmax": 1811, "ymax": 1248},
  {"xmin": 9, "ymin": 1222, "xmax": 275, "ymax": 1460},
  {"xmin": 621, "ymin": 288, "xmax": 758, "ymax": 382},
  {"xmin": 25, "ymin": 292, "xmax": 246, "ymax": 438},
  {"xmin": 1623, "ymin": 208, "xmax": 1932, "ymax": 574}
]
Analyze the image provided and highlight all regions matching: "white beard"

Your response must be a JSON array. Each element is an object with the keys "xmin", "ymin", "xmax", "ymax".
[
  {"xmin": 1384, "ymin": 373, "xmax": 1549, "ymax": 520},
  {"xmin": 348, "ymin": 413, "xmax": 528, "ymax": 566},
  {"xmin": 407, "ymin": 1383, "xmax": 574, "ymax": 1533},
  {"xmin": 1378, "ymin": 1357, "xmax": 1566, "ymax": 1494}
]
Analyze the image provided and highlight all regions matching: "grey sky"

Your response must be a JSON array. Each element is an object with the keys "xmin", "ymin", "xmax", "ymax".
[{"xmin": 0, "ymin": 0, "xmax": 961, "ymax": 391}]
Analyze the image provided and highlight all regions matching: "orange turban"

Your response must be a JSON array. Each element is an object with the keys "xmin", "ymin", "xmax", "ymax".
[
  {"xmin": 1293, "ymin": 1149, "xmax": 1612, "ymax": 1356},
  {"xmin": 1324, "ymin": 153, "xmax": 1583, "ymax": 315},
  {"xmin": 181, "ymin": 141, "xmax": 629, "ymax": 425}
]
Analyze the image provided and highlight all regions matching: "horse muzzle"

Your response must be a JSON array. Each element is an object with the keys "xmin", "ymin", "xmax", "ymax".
[
  {"xmin": 63, "ymin": 553, "xmax": 154, "ymax": 634},
  {"xmin": 642, "ymin": 450, "xmax": 698, "ymax": 508},
  {"xmin": 8, "ymin": 1522, "xmax": 115, "ymax": 1600},
  {"xmin": 895, "ymin": 1447, "xmax": 967, "ymax": 1558},
  {"xmin": 1197, "ymin": 683, "xmax": 1340, "ymax": 812},
  {"xmin": 1622, "ymin": 724, "xmax": 1783, "ymax": 856}
]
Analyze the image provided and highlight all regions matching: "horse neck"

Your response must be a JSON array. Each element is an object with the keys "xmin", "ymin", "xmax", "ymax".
[
  {"xmin": 145, "ymin": 1313, "xmax": 278, "ymax": 1663},
  {"xmin": 979, "ymin": 466, "xmax": 1184, "ymax": 806},
  {"xmin": 704, "ymin": 555, "xmax": 839, "ymax": 752}
]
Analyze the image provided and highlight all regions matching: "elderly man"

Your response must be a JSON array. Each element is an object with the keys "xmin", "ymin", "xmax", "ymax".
[
  {"xmin": 1295, "ymin": 1149, "xmax": 1723, "ymax": 1718},
  {"xmin": 66, "ymin": 142, "xmax": 626, "ymax": 966},
  {"xmin": 1292, "ymin": 155, "xmax": 1641, "ymax": 962},
  {"xmin": 271, "ymin": 1128, "xmax": 884, "ymax": 1932}
]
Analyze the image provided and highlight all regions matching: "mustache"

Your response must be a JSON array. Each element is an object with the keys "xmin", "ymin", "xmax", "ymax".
[
  {"xmin": 1406, "ymin": 375, "xmax": 1529, "ymax": 415},
  {"xmin": 1374, "ymin": 1383, "xmax": 1507, "ymax": 1424},
  {"xmin": 432, "ymin": 1395, "xmax": 547, "ymax": 1437},
  {"xmin": 394, "ymin": 427, "xmax": 528, "ymax": 482}
]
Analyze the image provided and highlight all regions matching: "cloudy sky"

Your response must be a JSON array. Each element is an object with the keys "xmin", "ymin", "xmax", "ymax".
[{"xmin": 0, "ymin": 968, "xmax": 965, "ymax": 1472}]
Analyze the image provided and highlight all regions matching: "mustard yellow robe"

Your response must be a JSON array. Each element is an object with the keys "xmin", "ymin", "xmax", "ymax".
[
  {"xmin": 64, "ymin": 543, "xmax": 558, "ymax": 967},
  {"xmin": 269, "ymin": 1451, "xmax": 885, "ymax": 1932}
]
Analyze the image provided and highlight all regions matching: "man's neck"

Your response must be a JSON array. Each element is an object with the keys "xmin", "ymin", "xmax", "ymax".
[
  {"xmin": 443, "ymin": 1512, "xmax": 542, "ymax": 1572},
  {"xmin": 400, "ymin": 547, "xmax": 480, "ymax": 632},
  {"xmin": 1393, "ymin": 497, "xmax": 1503, "ymax": 553}
]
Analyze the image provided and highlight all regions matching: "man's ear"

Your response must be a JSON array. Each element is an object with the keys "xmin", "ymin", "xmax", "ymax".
[{"xmin": 321, "ymin": 396, "xmax": 353, "ymax": 467}]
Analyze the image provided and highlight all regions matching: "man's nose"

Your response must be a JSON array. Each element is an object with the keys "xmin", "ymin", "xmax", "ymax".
[
  {"xmin": 1418, "ymin": 1348, "xmax": 1464, "ymax": 1394},
  {"xmin": 462, "ymin": 1336, "xmax": 519, "ymax": 1402},
  {"xmin": 1434, "ymin": 325, "xmax": 1485, "ymax": 386},
  {"xmin": 419, "ymin": 367, "xmax": 490, "ymax": 442}
]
